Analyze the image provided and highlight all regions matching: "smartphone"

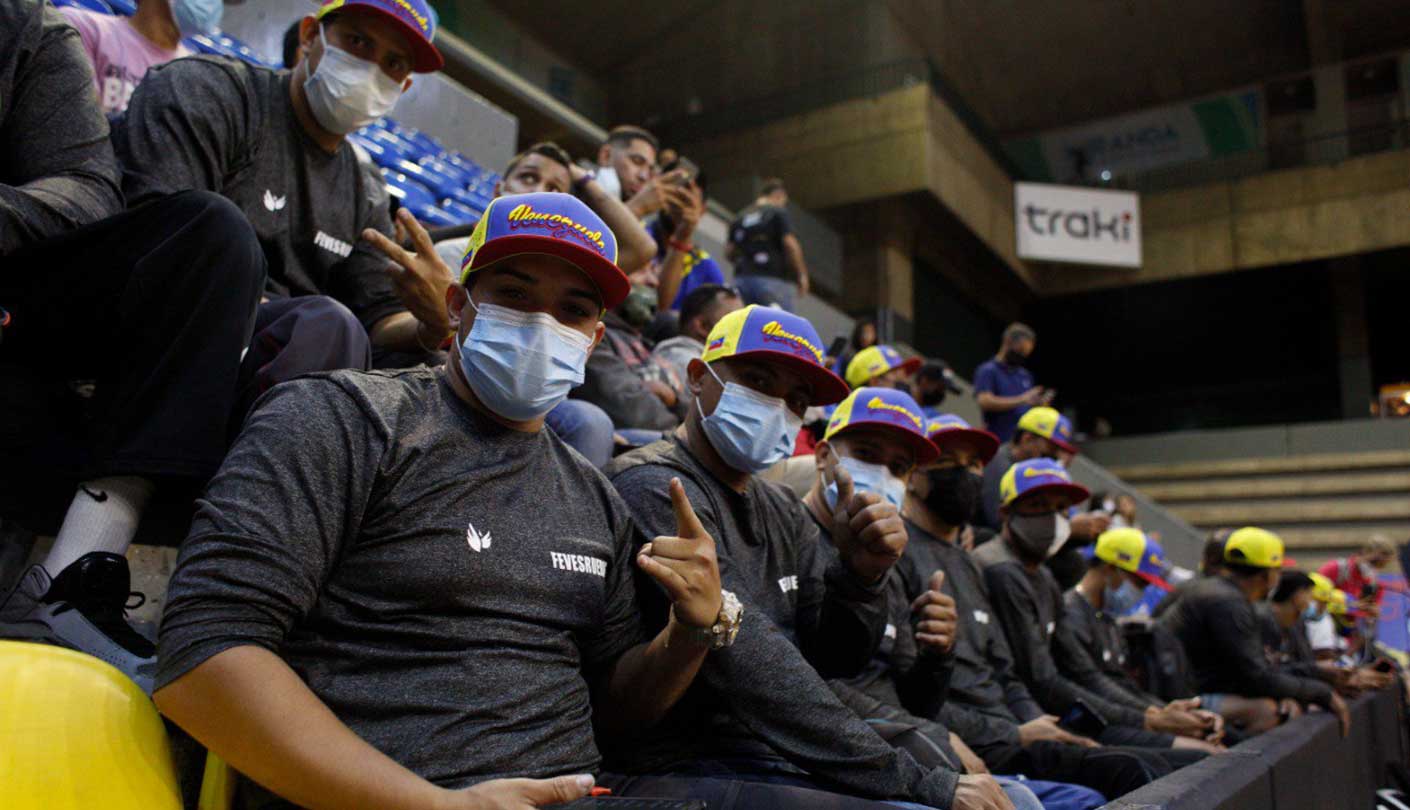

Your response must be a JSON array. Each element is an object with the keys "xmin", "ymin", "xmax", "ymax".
[
  {"xmin": 826, "ymin": 336, "xmax": 848, "ymax": 360},
  {"xmin": 665, "ymin": 157, "xmax": 699, "ymax": 186},
  {"xmin": 1059, "ymin": 700, "xmax": 1107, "ymax": 738}
]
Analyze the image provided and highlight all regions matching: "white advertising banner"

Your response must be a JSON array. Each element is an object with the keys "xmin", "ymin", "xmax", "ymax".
[{"xmin": 1014, "ymin": 182, "xmax": 1142, "ymax": 268}]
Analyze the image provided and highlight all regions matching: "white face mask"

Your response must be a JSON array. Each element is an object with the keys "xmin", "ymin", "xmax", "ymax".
[{"xmin": 304, "ymin": 25, "xmax": 405, "ymax": 135}]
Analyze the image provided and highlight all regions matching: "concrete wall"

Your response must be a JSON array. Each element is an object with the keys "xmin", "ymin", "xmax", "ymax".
[{"xmin": 1036, "ymin": 148, "xmax": 1410, "ymax": 295}]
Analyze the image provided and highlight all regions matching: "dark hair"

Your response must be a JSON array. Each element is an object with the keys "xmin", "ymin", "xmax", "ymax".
[
  {"xmin": 679, "ymin": 284, "xmax": 738, "ymax": 327},
  {"xmin": 503, "ymin": 142, "xmax": 573, "ymax": 178},
  {"xmin": 1272, "ymin": 571, "xmax": 1314, "ymax": 603},
  {"xmin": 916, "ymin": 360, "xmax": 948, "ymax": 383},
  {"xmin": 851, "ymin": 317, "xmax": 877, "ymax": 350},
  {"xmin": 282, "ymin": 20, "xmax": 303, "ymax": 69},
  {"xmin": 1226, "ymin": 561, "xmax": 1270, "ymax": 579},
  {"xmin": 1202, "ymin": 530, "xmax": 1231, "ymax": 573},
  {"xmin": 1003, "ymin": 322, "xmax": 1036, "ymax": 344},
  {"xmin": 761, "ymin": 177, "xmax": 787, "ymax": 196},
  {"xmin": 605, "ymin": 125, "xmax": 659, "ymax": 152}
]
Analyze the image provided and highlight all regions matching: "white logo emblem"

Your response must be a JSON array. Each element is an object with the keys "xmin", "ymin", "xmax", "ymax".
[
  {"xmin": 466, "ymin": 523, "xmax": 492, "ymax": 553},
  {"xmin": 263, "ymin": 189, "xmax": 286, "ymax": 212},
  {"xmin": 973, "ymin": 609, "xmax": 990, "ymax": 625}
]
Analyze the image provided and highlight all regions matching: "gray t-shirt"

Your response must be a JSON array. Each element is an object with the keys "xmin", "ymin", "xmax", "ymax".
[
  {"xmin": 157, "ymin": 369, "xmax": 645, "ymax": 785},
  {"xmin": 112, "ymin": 57, "xmax": 399, "ymax": 329},
  {"xmin": 0, "ymin": 0, "xmax": 122, "ymax": 255}
]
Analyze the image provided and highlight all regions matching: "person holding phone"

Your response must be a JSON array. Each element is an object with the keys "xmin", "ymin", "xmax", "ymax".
[{"xmin": 973, "ymin": 324, "xmax": 1052, "ymax": 444}]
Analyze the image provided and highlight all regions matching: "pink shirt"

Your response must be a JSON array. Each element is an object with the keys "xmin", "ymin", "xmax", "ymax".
[{"xmin": 61, "ymin": 7, "xmax": 191, "ymax": 115}]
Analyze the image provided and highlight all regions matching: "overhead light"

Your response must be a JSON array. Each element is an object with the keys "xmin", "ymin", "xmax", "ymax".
[{"xmin": 1100, "ymin": 170, "xmax": 1112, "ymax": 181}]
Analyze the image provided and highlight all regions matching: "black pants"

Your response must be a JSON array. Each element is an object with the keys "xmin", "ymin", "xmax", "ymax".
[
  {"xmin": 0, "ymin": 191, "xmax": 264, "ymax": 498},
  {"xmin": 236, "ymin": 296, "xmax": 371, "ymax": 423},
  {"xmin": 983, "ymin": 738, "xmax": 1172, "ymax": 800}
]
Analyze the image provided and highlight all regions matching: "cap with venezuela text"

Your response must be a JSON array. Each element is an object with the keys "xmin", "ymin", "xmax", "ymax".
[
  {"xmin": 825, "ymin": 387, "xmax": 938, "ymax": 465},
  {"xmin": 1016, "ymin": 406, "xmax": 1078, "ymax": 454},
  {"xmin": 702, "ymin": 305, "xmax": 850, "ymax": 405},
  {"xmin": 317, "ymin": 0, "xmax": 444, "ymax": 73},
  {"xmin": 1000, "ymin": 458, "xmax": 1090, "ymax": 509},
  {"xmin": 460, "ymin": 192, "xmax": 628, "ymax": 310},
  {"xmin": 845, "ymin": 345, "xmax": 922, "ymax": 389},
  {"xmin": 1091, "ymin": 527, "xmax": 1174, "ymax": 591},
  {"xmin": 926, "ymin": 414, "xmax": 1000, "ymax": 464}
]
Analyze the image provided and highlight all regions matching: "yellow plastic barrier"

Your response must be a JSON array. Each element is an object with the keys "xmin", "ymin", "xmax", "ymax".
[{"xmin": 0, "ymin": 640, "xmax": 181, "ymax": 810}]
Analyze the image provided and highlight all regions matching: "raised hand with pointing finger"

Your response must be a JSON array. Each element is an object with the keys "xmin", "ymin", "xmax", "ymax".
[
  {"xmin": 911, "ymin": 570, "xmax": 959, "ymax": 655},
  {"xmin": 823, "ymin": 452, "xmax": 908, "ymax": 584},
  {"xmin": 637, "ymin": 478, "xmax": 738, "ymax": 646}
]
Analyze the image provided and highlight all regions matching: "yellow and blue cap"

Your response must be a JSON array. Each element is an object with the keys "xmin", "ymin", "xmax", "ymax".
[
  {"xmin": 459, "ymin": 192, "xmax": 628, "ymax": 310},
  {"xmin": 926, "ymin": 414, "xmax": 1000, "ymax": 464},
  {"xmin": 1016, "ymin": 406, "xmax": 1078, "ymax": 454},
  {"xmin": 825, "ymin": 387, "xmax": 938, "ymax": 465},
  {"xmin": 317, "ymin": 0, "xmax": 444, "ymax": 72},
  {"xmin": 1091, "ymin": 528, "xmax": 1174, "ymax": 591},
  {"xmin": 1000, "ymin": 458, "xmax": 1090, "ymax": 509},
  {"xmin": 702, "ymin": 305, "xmax": 849, "ymax": 405},
  {"xmin": 845, "ymin": 345, "xmax": 922, "ymax": 389},
  {"xmin": 1223, "ymin": 526, "xmax": 1294, "ymax": 569}
]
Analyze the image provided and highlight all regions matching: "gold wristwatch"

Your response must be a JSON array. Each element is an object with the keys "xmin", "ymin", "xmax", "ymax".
[{"xmin": 674, "ymin": 589, "xmax": 743, "ymax": 649}]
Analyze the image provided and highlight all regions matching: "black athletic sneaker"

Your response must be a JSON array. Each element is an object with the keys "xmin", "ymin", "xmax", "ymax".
[{"xmin": 0, "ymin": 552, "xmax": 156, "ymax": 694}]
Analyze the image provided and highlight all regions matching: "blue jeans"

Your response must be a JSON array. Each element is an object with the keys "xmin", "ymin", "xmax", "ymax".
[
  {"xmin": 1015, "ymin": 776, "xmax": 1106, "ymax": 810},
  {"xmin": 735, "ymin": 274, "xmax": 798, "ymax": 312},
  {"xmin": 881, "ymin": 778, "xmax": 1045, "ymax": 810},
  {"xmin": 544, "ymin": 399, "xmax": 614, "ymax": 467}
]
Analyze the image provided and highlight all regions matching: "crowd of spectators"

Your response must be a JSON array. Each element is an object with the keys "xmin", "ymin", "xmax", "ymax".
[{"xmin": 0, "ymin": 2, "xmax": 1405, "ymax": 809}]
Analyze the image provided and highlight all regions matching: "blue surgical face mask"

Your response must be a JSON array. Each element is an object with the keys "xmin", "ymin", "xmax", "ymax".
[
  {"xmin": 458, "ymin": 301, "xmax": 592, "ymax": 422},
  {"xmin": 1303, "ymin": 604, "xmax": 1323, "ymax": 622},
  {"xmin": 1104, "ymin": 579, "xmax": 1142, "ymax": 617},
  {"xmin": 698, "ymin": 363, "xmax": 802, "ymax": 474},
  {"xmin": 826, "ymin": 456, "xmax": 906, "ymax": 509},
  {"xmin": 172, "ymin": 0, "xmax": 223, "ymax": 38}
]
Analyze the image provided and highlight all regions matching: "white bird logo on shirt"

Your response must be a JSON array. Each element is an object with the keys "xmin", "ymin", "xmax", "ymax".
[
  {"xmin": 263, "ymin": 189, "xmax": 287, "ymax": 212},
  {"xmin": 466, "ymin": 523, "xmax": 492, "ymax": 553}
]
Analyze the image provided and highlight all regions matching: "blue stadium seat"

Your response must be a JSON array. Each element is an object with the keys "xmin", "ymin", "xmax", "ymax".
[
  {"xmin": 363, "ymin": 128, "xmax": 417, "ymax": 162},
  {"xmin": 52, "ymin": 0, "xmax": 114, "ymax": 13},
  {"xmin": 412, "ymin": 203, "xmax": 460, "ymax": 227},
  {"xmin": 441, "ymin": 198, "xmax": 483, "ymax": 222},
  {"xmin": 382, "ymin": 169, "xmax": 439, "ymax": 211},
  {"xmin": 183, "ymin": 34, "xmax": 238, "ymax": 59},
  {"xmin": 349, "ymin": 133, "xmax": 402, "ymax": 170},
  {"xmin": 395, "ymin": 159, "xmax": 462, "ymax": 201},
  {"xmin": 108, "ymin": 0, "xmax": 135, "ymax": 13}
]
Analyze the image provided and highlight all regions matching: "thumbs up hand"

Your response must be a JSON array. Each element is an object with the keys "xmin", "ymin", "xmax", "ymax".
[
  {"xmin": 824, "ymin": 452, "xmax": 907, "ymax": 584},
  {"xmin": 910, "ymin": 570, "xmax": 959, "ymax": 655},
  {"xmin": 637, "ymin": 477, "xmax": 723, "ymax": 628}
]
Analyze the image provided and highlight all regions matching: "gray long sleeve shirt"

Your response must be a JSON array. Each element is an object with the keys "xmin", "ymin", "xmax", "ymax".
[
  {"xmin": 111, "ymin": 57, "xmax": 399, "ymax": 329},
  {"xmin": 158, "ymin": 369, "xmax": 646, "ymax": 786},
  {"xmin": 606, "ymin": 437, "xmax": 959, "ymax": 809},
  {"xmin": 972, "ymin": 539, "xmax": 1150, "ymax": 730},
  {"xmin": 0, "ymin": 0, "xmax": 122, "ymax": 255}
]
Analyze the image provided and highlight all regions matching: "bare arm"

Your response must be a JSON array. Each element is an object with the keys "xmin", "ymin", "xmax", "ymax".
[
  {"xmin": 155, "ymin": 647, "xmax": 594, "ymax": 810},
  {"xmin": 782, "ymin": 233, "xmax": 810, "ymax": 297},
  {"xmin": 369, "ymin": 310, "xmax": 445, "ymax": 353},
  {"xmin": 976, "ymin": 390, "xmax": 1036, "ymax": 413},
  {"xmin": 572, "ymin": 165, "xmax": 656, "ymax": 277},
  {"xmin": 654, "ymin": 183, "xmax": 704, "ymax": 312}
]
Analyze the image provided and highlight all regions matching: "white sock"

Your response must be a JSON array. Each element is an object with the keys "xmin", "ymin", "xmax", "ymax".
[{"xmin": 42, "ymin": 476, "xmax": 155, "ymax": 574}]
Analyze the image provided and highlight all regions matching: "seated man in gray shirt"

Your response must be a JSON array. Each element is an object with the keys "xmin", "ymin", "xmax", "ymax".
[
  {"xmin": 607, "ymin": 306, "xmax": 1005, "ymax": 810},
  {"xmin": 113, "ymin": 0, "xmax": 447, "ymax": 389},
  {"xmin": 153, "ymin": 193, "xmax": 730, "ymax": 808}
]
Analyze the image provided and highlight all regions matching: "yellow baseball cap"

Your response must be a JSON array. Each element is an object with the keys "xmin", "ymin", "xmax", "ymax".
[
  {"xmin": 844, "ymin": 345, "xmax": 921, "ymax": 389},
  {"xmin": 824, "ymin": 387, "xmax": 938, "ymax": 465},
  {"xmin": 1223, "ymin": 527, "xmax": 1294, "ymax": 569},
  {"xmin": 1016, "ymin": 406, "xmax": 1078, "ymax": 454},
  {"xmin": 1094, "ymin": 528, "xmax": 1174, "ymax": 591},
  {"xmin": 999, "ymin": 458, "xmax": 1090, "ymax": 509},
  {"xmin": 701, "ymin": 305, "xmax": 849, "ymax": 405}
]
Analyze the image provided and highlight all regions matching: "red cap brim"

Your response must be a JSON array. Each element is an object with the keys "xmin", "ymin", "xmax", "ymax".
[
  {"xmin": 930, "ymin": 427, "xmax": 1000, "ymax": 465},
  {"xmin": 468, "ymin": 235, "xmax": 630, "ymax": 311},
  {"xmin": 1134, "ymin": 570, "xmax": 1175, "ymax": 593},
  {"xmin": 321, "ymin": 4, "xmax": 444, "ymax": 72},
  {"xmin": 896, "ymin": 356, "xmax": 923, "ymax": 376},
  {"xmin": 732, "ymin": 349, "xmax": 850, "ymax": 406},
  {"xmin": 1052, "ymin": 436, "xmax": 1080, "ymax": 455}
]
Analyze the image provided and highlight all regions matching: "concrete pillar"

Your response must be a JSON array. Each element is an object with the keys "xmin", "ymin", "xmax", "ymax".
[{"xmin": 1330, "ymin": 257, "xmax": 1373, "ymax": 419}]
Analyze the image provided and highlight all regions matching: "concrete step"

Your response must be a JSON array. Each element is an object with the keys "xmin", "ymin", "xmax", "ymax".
[
  {"xmin": 1276, "ymin": 525, "xmax": 1410, "ymax": 550},
  {"xmin": 1112, "ymin": 449, "xmax": 1410, "ymax": 483},
  {"xmin": 1139, "ymin": 470, "xmax": 1410, "ymax": 503},
  {"xmin": 1171, "ymin": 495, "xmax": 1410, "ymax": 527}
]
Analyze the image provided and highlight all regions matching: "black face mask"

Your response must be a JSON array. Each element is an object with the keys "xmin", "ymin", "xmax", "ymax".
[
  {"xmin": 918, "ymin": 386, "xmax": 945, "ymax": 408},
  {"xmin": 1003, "ymin": 349, "xmax": 1028, "ymax": 367},
  {"xmin": 892, "ymin": 379, "xmax": 915, "ymax": 398},
  {"xmin": 923, "ymin": 466, "xmax": 983, "ymax": 527}
]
